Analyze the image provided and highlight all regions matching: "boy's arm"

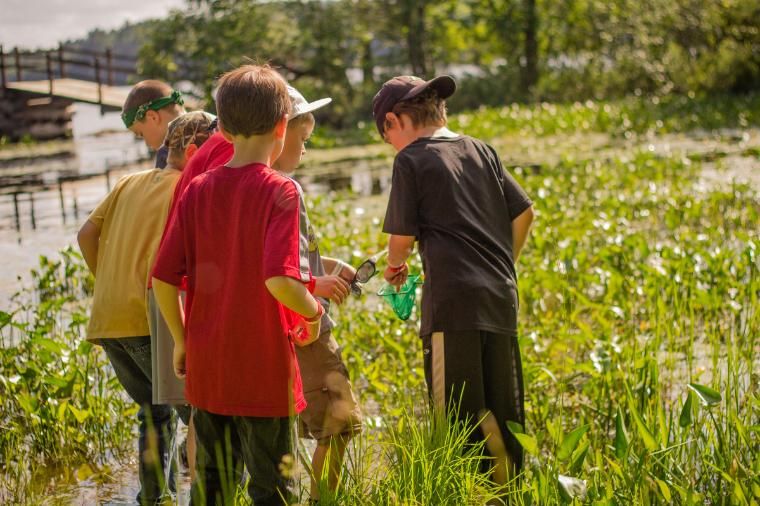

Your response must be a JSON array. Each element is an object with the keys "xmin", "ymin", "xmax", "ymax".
[
  {"xmin": 321, "ymin": 257, "xmax": 355, "ymax": 282},
  {"xmin": 384, "ymin": 234, "xmax": 415, "ymax": 288},
  {"xmin": 265, "ymin": 276, "xmax": 323, "ymax": 344},
  {"xmin": 318, "ymin": 257, "xmax": 352, "ymax": 304},
  {"xmin": 511, "ymin": 205, "xmax": 534, "ymax": 262},
  {"xmin": 77, "ymin": 220, "xmax": 101, "ymax": 275},
  {"xmin": 152, "ymin": 277, "xmax": 187, "ymax": 378}
]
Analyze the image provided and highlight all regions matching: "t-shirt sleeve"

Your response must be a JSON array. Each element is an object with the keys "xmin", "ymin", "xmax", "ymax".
[
  {"xmin": 293, "ymin": 182, "xmax": 313, "ymax": 283},
  {"xmin": 490, "ymin": 145, "xmax": 533, "ymax": 219},
  {"xmin": 152, "ymin": 189, "xmax": 189, "ymax": 286},
  {"xmin": 263, "ymin": 180, "xmax": 306, "ymax": 280},
  {"xmin": 382, "ymin": 152, "xmax": 419, "ymax": 236}
]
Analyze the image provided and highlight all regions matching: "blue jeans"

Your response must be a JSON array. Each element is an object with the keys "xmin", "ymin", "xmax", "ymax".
[{"xmin": 99, "ymin": 336, "xmax": 186, "ymax": 505}]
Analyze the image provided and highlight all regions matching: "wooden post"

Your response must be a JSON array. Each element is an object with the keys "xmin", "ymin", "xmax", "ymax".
[
  {"xmin": 94, "ymin": 57, "xmax": 102, "ymax": 105},
  {"xmin": 72, "ymin": 188, "xmax": 79, "ymax": 220},
  {"xmin": 46, "ymin": 52, "xmax": 53, "ymax": 95},
  {"xmin": 58, "ymin": 43, "xmax": 65, "ymax": 78},
  {"xmin": 106, "ymin": 48, "xmax": 113, "ymax": 86},
  {"xmin": 12, "ymin": 192, "xmax": 20, "ymax": 232},
  {"xmin": 13, "ymin": 47, "xmax": 21, "ymax": 81},
  {"xmin": 105, "ymin": 163, "xmax": 111, "ymax": 192},
  {"xmin": 58, "ymin": 179, "xmax": 66, "ymax": 224},
  {"xmin": 29, "ymin": 192, "xmax": 36, "ymax": 230},
  {"xmin": 0, "ymin": 45, "xmax": 6, "ymax": 88}
]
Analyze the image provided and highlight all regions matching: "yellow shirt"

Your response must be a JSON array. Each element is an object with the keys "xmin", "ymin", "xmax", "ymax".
[{"xmin": 86, "ymin": 168, "xmax": 180, "ymax": 340}]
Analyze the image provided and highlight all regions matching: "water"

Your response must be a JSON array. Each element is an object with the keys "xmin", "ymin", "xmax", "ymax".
[
  {"xmin": 0, "ymin": 101, "xmax": 151, "ymax": 306},
  {"xmin": 0, "ymin": 104, "xmax": 395, "ymax": 307}
]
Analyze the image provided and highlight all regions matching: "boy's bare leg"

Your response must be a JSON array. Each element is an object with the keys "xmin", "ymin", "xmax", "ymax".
[{"xmin": 310, "ymin": 434, "xmax": 349, "ymax": 499}]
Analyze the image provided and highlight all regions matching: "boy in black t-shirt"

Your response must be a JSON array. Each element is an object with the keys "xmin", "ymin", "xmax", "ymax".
[{"xmin": 372, "ymin": 75, "xmax": 535, "ymax": 485}]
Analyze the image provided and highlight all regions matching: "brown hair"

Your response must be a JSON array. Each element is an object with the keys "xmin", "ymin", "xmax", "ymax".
[
  {"xmin": 385, "ymin": 89, "xmax": 447, "ymax": 131},
  {"xmin": 215, "ymin": 64, "xmax": 291, "ymax": 137},
  {"xmin": 123, "ymin": 80, "xmax": 175, "ymax": 113}
]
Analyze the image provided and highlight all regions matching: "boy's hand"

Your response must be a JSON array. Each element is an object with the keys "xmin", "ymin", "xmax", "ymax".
[
  {"xmin": 384, "ymin": 263, "xmax": 409, "ymax": 291},
  {"xmin": 291, "ymin": 305, "xmax": 323, "ymax": 347},
  {"xmin": 173, "ymin": 343, "xmax": 187, "ymax": 379},
  {"xmin": 313, "ymin": 276, "xmax": 350, "ymax": 305}
]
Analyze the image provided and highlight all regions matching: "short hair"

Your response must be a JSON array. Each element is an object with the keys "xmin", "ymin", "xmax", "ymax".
[
  {"xmin": 385, "ymin": 89, "xmax": 447, "ymax": 131},
  {"xmin": 123, "ymin": 80, "xmax": 175, "ymax": 113},
  {"xmin": 215, "ymin": 65, "xmax": 291, "ymax": 137},
  {"xmin": 288, "ymin": 112, "xmax": 315, "ymax": 130}
]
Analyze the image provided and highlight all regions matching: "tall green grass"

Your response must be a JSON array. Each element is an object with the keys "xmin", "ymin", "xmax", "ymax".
[
  {"xmin": 1, "ymin": 129, "xmax": 758, "ymax": 503},
  {"xmin": 0, "ymin": 249, "xmax": 133, "ymax": 503}
]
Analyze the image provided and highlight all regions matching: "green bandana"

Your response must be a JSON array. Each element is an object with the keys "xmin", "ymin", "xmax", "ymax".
[{"xmin": 121, "ymin": 90, "xmax": 185, "ymax": 128}]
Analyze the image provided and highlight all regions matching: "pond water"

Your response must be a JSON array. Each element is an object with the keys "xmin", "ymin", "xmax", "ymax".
[{"xmin": 0, "ymin": 106, "xmax": 394, "ymax": 307}]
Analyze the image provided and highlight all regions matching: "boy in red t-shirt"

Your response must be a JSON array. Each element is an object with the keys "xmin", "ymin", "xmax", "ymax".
[{"xmin": 152, "ymin": 64, "xmax": 324, "ymax": 506}]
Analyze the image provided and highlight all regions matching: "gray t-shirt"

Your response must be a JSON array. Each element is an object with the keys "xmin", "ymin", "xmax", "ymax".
[
  {"xmin": 291, "ymin": 178, "xmax": 335, "ymax": 333},
  {"xmin": 383, "ymin": 135, "xmax": 532, "ymax": 337}
]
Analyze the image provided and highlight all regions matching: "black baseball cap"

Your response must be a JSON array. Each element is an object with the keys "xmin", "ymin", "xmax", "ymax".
[{"xmin": 371, "ymin": 75, "xmax": 457, "ymax": 135}]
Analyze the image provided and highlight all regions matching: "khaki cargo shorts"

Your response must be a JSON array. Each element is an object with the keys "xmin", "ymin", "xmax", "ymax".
[{"xmin": 295, "ymin": 330, "xmax": 363, "ymax": 442}]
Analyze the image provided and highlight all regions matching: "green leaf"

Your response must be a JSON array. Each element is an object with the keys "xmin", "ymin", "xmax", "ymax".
[
  {"xmin": 628, "ymin": 401, "xmax": 659, "ymax": 452},
  {"xmin": 558, "ymin": 424, "xmax": 589, "ymax": 461},
  {"xmin": 32, "ymin": 337, "xmax": 64, "ymax": 354},
  {"xmin": 17, "ymin": 392, "xmax": 38, "ymax": 413},
  {"xmin": 655, "ymin": 478, "xmax": 672, "ymax": 502},
  {"xmin": 688, "ymin": 383, "xmax": 722, "ymax": 407},
  {"xmin": 614, "ymin": 407, "xmax": 628, "ymax": 459},
  {"xmin": 506, "ymin": 420, "xmax": 525, "ymax": 434},
  {"xmin": 513, "ymin": 433, "xmax": 538, "ymax": 456},
  {"xmin": 68, "ymin": 404, "xmax": 90, "ymax": 423},
  {"xmin": 679, "ymin": 390, "xmax": 694, "ymax": 428},
  {"xmin": 569, "ymin": 440, "xmax": 590, "ymax": 474}
]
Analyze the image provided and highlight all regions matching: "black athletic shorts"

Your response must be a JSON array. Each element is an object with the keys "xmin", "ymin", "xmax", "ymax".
[{"xmin": 422, "ymin": 330, "xmax": 525, "ymax": 472}]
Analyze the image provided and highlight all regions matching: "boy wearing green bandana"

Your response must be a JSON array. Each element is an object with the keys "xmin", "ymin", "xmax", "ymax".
[{"xmin": 122, "ymin": 80, "xmax": 186, "ymax": 169}]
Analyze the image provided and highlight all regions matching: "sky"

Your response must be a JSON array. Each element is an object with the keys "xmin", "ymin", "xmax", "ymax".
[{"xmin": 0, "ymin": 0, "xmax": 185, "ymax": 50}]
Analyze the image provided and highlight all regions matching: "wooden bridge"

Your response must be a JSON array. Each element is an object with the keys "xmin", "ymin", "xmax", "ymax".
[
  {"xmin": 1, "ymin": 44, "xmax": 136, "ymax": 108},
  {"xmin": 0, "ymin": 44, "xmax": 141, "ymax": 140}
]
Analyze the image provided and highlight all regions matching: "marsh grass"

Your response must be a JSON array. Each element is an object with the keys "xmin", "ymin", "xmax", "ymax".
[
  {"xmin": 1, "ymin": 101, "xmax": 759, "ymax": 504},
  {"xmin": 0, "ymin": 249, "xmax": 133, "ymax": 503}
]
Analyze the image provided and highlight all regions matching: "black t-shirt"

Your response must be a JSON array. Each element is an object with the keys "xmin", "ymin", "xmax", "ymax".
[{"xmin": 383, "ymin": 135, "xmax": 532, "ymax": 336}]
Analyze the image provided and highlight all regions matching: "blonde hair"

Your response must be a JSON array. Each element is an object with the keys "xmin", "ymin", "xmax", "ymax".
[{"xmin": 164, "ymin": 111, "xmax": 216, "ymax": 162}]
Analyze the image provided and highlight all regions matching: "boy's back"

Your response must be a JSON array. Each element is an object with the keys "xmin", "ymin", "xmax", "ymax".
[
  {"xmin": 384, "ymin": 135, "xmax": 532, "ymax": 336},
  {"xmin": 87, "ymin": 168, "xmax": 179, "ymax": 339},
  {"xmin": 153, "ymin": 162, "xmax": 307, "ymax": 416}
]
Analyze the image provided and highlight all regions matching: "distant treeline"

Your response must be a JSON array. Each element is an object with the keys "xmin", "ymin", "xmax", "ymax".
[{"xmin": 67, "ymin": 0, "xmax": 760, "ymax": 127}]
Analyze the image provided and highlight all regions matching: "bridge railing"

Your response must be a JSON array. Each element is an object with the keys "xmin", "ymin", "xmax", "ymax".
[{"xmin": 0, "ymin": 44, "xmax": 138, "ymax": 104}]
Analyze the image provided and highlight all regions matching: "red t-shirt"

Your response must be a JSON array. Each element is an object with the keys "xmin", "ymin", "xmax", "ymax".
[
  {"xmin": 155, "ymin": 132, "xmax": 235, "ymax": 291},
  {"xmin": 152, "ymin": 162, "xmax": 307, "ymax": 417}
]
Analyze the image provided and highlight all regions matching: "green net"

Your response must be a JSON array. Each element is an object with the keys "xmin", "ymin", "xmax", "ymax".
[{"xmin": 377, "ymin": 274, "xmax": 422, "ymax": 321}]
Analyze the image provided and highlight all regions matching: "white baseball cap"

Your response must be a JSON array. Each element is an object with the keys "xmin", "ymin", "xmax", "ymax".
[{"xmin": 287, "ymin": 85, "xmax": 332, "ymax": 119}]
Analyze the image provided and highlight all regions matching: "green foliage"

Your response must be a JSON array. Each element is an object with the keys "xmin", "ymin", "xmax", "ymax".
[
  {"xmin": 2, "ymin": 96, "xmax": 759, "ymax": 503},
  {"xmin": 133, "ymin": 0, "xmax": 759, "ymax": 122},
  {"xmin": 0, "ymin": 248, "xmax": 133, "ymax": 503}
]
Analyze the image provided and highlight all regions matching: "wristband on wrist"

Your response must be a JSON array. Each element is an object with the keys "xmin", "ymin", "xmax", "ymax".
[
  {"xmin": 306, "ymin": 277, "xmax": 316, "ymax": 294},
  {"xmin": 330, "ymin": 260, "xmax": 345, "ymax": 276},
  {"xmin": 304, "ymin": 302, "xmax": 323, "ymax": 323},
  {"xmin": 387, "ymin": 261, "xmax": 406, "ymax": 273}
]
